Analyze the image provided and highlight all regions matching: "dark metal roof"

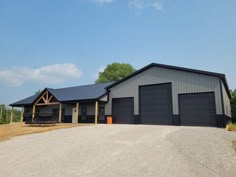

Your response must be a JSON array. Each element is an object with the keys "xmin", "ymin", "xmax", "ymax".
[
  {"xmin": 10, "ymin": 82, "xmax": 112, "ymax": 107},
  {"xmin": 9, "ymin": 93, "xmax": 40, "ymax": 107},
  {"xmin": 106, "ymin": 63, "xmax": 231, "ymax": 98},
  {"xmin": 47, "ymin": 82, "xmax": 112, "ymax": 102}
]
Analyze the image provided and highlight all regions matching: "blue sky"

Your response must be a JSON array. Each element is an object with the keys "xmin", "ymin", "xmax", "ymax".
[{"xmin": 0, "ymin": 0, "xmax": 235, "ymax": 104}]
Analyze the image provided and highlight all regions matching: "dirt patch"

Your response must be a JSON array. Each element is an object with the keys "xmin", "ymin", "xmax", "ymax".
[{"xmin": 0, "ymin": 123, "xmax": 79, "ymax": 141}]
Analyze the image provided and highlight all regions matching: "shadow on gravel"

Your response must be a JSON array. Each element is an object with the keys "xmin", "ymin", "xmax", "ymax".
[{"xmin": 232, "ymin": 141, "xmax": 236, "ymax": 153}]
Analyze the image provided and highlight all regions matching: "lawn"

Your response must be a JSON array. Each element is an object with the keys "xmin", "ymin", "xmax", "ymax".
[
  {"xmin": 0, "ymin": 123, "xmax": 78, "ymax": 141},
  {"xmin": 227, "ymin": 123, "xmax": 236, "ymax": 131}
]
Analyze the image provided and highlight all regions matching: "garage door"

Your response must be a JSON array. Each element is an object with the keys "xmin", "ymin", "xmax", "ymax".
[
  {"xmin": 179, "ymin": 93, "xmax": 216, "ymax": 126},
  {"xmin": 112, "ymin": 98, "xmax": 134, "ymax": 124},
  {"xmin": 140, "ymin": 83, "xmax": 173, "ymax": 125}
]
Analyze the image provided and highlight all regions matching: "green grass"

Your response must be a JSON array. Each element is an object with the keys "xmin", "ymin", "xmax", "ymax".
[{"xmin": 228, "ymin": 123, "xmax": 236, "ymax": 131}]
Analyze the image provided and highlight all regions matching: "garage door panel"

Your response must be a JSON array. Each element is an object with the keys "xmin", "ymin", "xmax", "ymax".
[
  {"xmin": 179, "ymin": 93, "xmax": 216, "ymax": 127},
  {"xmin": 140, "ymin": 83, "xmax": 173, "ymax": 125},
  {"xmin": 112, "ymin": 98, "xmax": 134, "ymax": 124}
]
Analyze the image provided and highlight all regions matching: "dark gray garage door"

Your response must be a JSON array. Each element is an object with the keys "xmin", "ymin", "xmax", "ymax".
[
  {"xmin": 112, "ymin": 98, "xmax": 134, "ymax": 124},
  {"xmin": 179, "ymin": 92, "xmax": 217, "ymax": 127},
  {"xmin": 139, "ymin": 83, "xmax": 173, "ymax": 125}
]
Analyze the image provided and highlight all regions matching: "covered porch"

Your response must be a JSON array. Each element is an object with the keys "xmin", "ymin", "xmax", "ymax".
[{"xmin": 10, "ymin": 87, "xmax": 108, "ymax": 125}]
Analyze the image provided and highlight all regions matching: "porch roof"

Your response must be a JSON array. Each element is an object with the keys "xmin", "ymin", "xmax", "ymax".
[
  {"xmin": 10, "ymin": 82, "xmax": 112, "ymax": 107},
  {"xmin": 9, "ymin": 93, "xmax": 40, "ymax": 107}
]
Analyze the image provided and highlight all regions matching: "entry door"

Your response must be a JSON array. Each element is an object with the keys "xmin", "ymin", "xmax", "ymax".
[
  {"xmin": 81, "ymin": 107, "xmax": 87, "ymax": 121},
  {"xmin": 98, "ymin": 107, "xmax": 105, "ymax": 123}
]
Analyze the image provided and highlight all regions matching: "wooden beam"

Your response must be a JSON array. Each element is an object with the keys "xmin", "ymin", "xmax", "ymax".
[
  {"xmin": 36, "ymin": 102, "xmax": 60, "ymax": 106},
  {"xmin": 20, "ymin": 106, "xmax": 24, "ymax": 123},
  {"xmin": 76, "ymin": 102, "xmax": 79, "ymax": 124},
  {"xmin": 46, "ymin": 91, "xmax": 49, "ymax": 100},
  {"xmin": 44, "ymin": 91, "xmax": 48, "ymax": 102},
  {"xmin": 95, "ymin": 101, "xmax": 98, "ymax": 125},
  {"xmin": 48, "ymin": 95, "xmax": 53, "ymax": 102},
  {"xmin": 35, "ymin": 91, "xmax": 47, "ymax": 105},
  {"xmin": 10, "ymin": 107, "xmax": 13, "ymax": 123},
  {"xmin": 59, "ymin": 104, "xmax": 62, "ymax": 123},
  {"xmin": 42, "ymin": 96, "xmax": 47, "ymax": 103},
  {"xmin": 32, "ymin": 105, "xmax": 35, "ymax": 122}
]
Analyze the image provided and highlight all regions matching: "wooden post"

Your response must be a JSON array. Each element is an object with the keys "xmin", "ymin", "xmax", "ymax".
[
  {"xmin": 20, "ymin": 106, "xmax": 24, "ymax": 123},
  {"xmin": 76, "ymin": 102, "xmax": 79, "ymax": 124},
  {"xmin": 59, "ymin": 103, "xmax": 62, "ymax": 123},
  {"xmin": 95, "ymin": 101, "xmax": 98, "ymax": 125},
  {"xmin": 32, "ymin": 105, "xmax": 35, "ymax": 122},
  {"xmin": 10, "ymin": 107, "xmax": 13, "ymax": 123}
]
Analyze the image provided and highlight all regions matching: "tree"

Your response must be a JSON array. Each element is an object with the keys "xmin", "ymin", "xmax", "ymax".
[
  {"xmin": 231, "ymin": 89, "xmax": 236, "ymax": 97},
  {"xmin": 0, "ymin": 104, "xmax": 7, "ymax": 124},
  {"xmin": 0, "ymin": 104, "xmax": 9, "ymax": 124},
  {"xmin": 96, "ymin": 63, "xmax": 136, "ymax": 83},
  {"xmin": 230, "ymin": 89, "xmax": 236, "ymax": 123},
  {"xmin": 35, "ymin": 90, "xmax": 42, "ymax": 95},
  {"xmin": 0, "ymin": 104, "xmax": 21, "ymax": 124}
]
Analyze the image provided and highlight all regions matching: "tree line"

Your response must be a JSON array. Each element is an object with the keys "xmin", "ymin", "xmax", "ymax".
[
  {"xmin": 0, "ymin": 104, "xmax": 21, "ymax": 124},
  {"xmin": 231, "ymin": 89, "xmax": 236, "ymax": 123}
]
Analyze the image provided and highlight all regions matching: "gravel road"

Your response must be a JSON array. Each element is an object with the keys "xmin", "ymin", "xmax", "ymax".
[{"xmin": 0, "ymin": 125, "xmax": 235, "ymax": 177}]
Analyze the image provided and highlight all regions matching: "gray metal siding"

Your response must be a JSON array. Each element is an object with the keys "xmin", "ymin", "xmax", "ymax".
[
  {"xmin": 99, "ymin": 94, "xmax": 108, "ymax": 102},
  {"xmin": 221, "ymin": 81, "xmax": 231, "ymax": 117},
  {"xmin": 105, "ymin": 66, "xmax": 222, "ymax": 115}
]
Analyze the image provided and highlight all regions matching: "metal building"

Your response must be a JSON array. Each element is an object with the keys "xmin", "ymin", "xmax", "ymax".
[
  {"xmin": 10, "ymin": 63, "xmax": 231, "ymax": 127},
  {"xmin": 105, "ymin": 63, "xmax": 231, "ymax": 127}
]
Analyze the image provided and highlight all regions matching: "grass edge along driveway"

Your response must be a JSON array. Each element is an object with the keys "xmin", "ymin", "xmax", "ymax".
[{"xmin": 0, "ymin": 123, "xmax": 80, "ymax": 141}]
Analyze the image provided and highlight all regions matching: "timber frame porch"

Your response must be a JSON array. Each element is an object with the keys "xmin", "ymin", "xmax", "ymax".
[
  {"xmin": 10, "ymin": 90, "xmax": 100, "ymax": 125},
  {"xmin": 9, "ymin": 83, "xmax": 111, "ymax": 124}
]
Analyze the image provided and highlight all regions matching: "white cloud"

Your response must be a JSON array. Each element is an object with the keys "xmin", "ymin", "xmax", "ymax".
[
  {"xmin": 128, "ymin": 0, "xmax": 163, "ymax": 11},
  {"xmin": 0, "ymin": 63, "xmax": 82, "ymax": 87},
  {"xmin": 95, "ymin": 65, "xmax": 106, "ymax": 79},
  {"xmin": 93, "ymin": 0, "xmax": 114, "ymax": 5},
  {"xmin": 152, "ymin": 1, "xmax": 163, "ymax": 10}
]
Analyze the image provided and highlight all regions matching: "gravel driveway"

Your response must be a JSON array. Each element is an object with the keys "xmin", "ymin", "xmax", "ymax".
[{"xmin": 0, "ymin": 125, "xmax": 235, "ymax": 177}]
